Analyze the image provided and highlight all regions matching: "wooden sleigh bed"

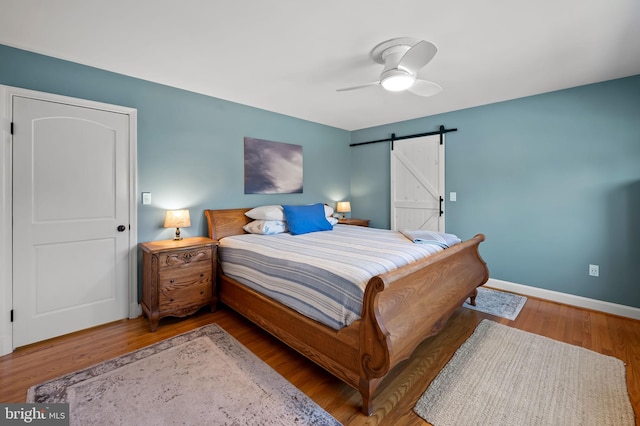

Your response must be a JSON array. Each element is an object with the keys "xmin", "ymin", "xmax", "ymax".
[{"xmin": 205, "ymin": 208, "xmax": 489, "ymax": 415}]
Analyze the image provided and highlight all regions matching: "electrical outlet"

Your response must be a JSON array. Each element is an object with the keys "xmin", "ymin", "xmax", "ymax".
[{"xmin": 589, "ymin": 264, "xmax": 599, "ymax": 277}]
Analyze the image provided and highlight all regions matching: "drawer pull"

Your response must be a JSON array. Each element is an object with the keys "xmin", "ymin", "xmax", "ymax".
[
  {"xmin": 170, "ymin": 279, "xmax": 175, "ymax": 283},
  {"xmin": 170, "ymin": 298, "xmax": 174, "ymax": 302},
  {"xmin": 200, "ymin": 273, "xmax": 204, "ymax": 278},
  {"xmin": 200, "ymin": 291, "xmax": 204, "ymax": 295}
]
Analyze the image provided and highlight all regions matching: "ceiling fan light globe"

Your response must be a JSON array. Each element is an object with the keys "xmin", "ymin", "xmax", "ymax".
[{"xmin": 380, "ymin": 70, "xmax": 415, "ymax": 92}]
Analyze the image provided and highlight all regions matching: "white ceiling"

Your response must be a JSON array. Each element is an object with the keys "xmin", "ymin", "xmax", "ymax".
[{"xmin": 1, "ymin": 0, "xmax": 639, "ymax": 131}]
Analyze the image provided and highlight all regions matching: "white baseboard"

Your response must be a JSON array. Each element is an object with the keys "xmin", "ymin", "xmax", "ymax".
[{"xmin": 486, "ymin": 278, "xmax": 640, "ymax": 321}]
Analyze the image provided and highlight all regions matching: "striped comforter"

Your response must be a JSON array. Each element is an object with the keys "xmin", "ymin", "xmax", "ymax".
[{"xmin": 219, "ymin": 224, "xmax": 449, "ymax": 330}]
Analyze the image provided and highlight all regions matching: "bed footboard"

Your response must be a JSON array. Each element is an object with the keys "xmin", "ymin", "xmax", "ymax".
[{"xmin": 358, "ymin": 234, "xmax": 488, "ymax": 414}]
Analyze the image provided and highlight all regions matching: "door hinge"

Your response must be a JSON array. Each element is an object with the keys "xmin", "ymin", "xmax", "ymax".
[
  {"xmin": 10, "ymin": 309, "xmax": 13, "ymax": 322},
  {"xmin": 10, "ymin": 122, "xmax": 14, "ymax": 135}
]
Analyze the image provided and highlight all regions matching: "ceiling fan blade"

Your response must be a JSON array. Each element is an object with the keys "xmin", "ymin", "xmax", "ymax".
[
  {"xmin": 407, "ymin": 79, "xmax": 442, "ymax": 97},
  {"xmin": 336, "ymin": 81, "xmax": 380, "ymax": 92},
  {"xmin": 398, "ymin": 40, "xmax": 437, "ymax": 74}
]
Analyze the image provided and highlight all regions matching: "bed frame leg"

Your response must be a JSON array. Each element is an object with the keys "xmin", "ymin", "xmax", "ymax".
[
  {"xmin": 469, "ymin": 288, "xmax": 478, "ymax": 306},
  {"xmin": 359, "ymin": 380, "xmax": 374, "ymax": 415}
]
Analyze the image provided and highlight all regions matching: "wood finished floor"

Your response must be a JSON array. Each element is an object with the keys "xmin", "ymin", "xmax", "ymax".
[{"xmin": 1, "ymin": 294, "xmax": 639, "ymax": 425}]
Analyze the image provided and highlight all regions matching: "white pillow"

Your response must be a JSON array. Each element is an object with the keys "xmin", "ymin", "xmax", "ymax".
[
  {"xmin": 245, "ymin": 205, "xmax": 285, "ymax": 221},
  {"xmin": 326, "ymin": 217, "xmax": 338, "ymax": 226},
  {"xmin": 243, "ymin": 220, "xmax": 289, "ymax": 235},
  {"xmin": 324, "ymin": 204, "xmax": 334, "ymax": 217}
]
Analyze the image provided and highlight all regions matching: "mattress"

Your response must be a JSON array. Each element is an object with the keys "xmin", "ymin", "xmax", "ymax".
[{"xmin": 218, "ymin": 224, "xmax": 448, "ymax": 330}]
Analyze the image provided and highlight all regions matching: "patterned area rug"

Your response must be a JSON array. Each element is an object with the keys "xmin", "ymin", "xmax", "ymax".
[
  {"xmin": 27, "ymin": 324, "xmax": 341, "ymax": 425},
  {"xmin": 463, "ymin": 287, "xmax": 527, "ymax": 320},
  {"xmin": 414, "ymin": 320, "xmax": 635, "ymax": 426}
]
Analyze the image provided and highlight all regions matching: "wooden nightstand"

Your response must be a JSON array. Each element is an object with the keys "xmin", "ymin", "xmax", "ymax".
[
  {"xmin": 140, "ymin": 237, "xmax": 217, "ymax": 331},
  {"xmin": 338, "ymin": 218, "xmax": 371, "ymax": 227}
]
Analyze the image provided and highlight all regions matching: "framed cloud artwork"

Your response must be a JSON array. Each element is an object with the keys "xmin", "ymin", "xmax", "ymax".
[{"xmin": 244, "ymin": 137, "xmax": 303, "ymax": 194}]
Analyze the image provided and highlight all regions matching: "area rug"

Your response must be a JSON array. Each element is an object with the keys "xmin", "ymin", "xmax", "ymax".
[
  {"xmin": 414, "ymin": 320, "xmax": 635, "ymax": 426},
  {"xmin": 463, "ymin": 287, "xmax": 527, "ymax": 320},
  {"xmin": 27, "ymin": 324, "xmax": 341, "ymax": 425}
]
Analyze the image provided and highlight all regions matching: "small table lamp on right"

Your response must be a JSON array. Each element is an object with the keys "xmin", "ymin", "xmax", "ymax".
[{"xmin": 336, "ymin": 201, "xmax": 351, "ymax": 219}]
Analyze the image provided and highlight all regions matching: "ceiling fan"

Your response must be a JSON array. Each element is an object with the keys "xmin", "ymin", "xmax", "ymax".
[{"xmin": 337, "ymin": 37, "xmax": 442, "ymax": 97}]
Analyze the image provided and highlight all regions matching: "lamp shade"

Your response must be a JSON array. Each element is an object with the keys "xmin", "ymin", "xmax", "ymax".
[
  {"xmin": 336, "ymin": 201, "xmax": 351, "ymax": 213},
  {"xmin": 164, "ymin": 209, "xmax": 191, "ymax": 229}
]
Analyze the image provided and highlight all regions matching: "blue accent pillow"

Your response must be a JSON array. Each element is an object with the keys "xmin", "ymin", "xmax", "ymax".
[{"xmin": 282, "ymin": 203, "xmax": 333, "ymax": 235}]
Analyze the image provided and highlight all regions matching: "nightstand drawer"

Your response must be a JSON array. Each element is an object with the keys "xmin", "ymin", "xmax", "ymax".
[
  {"xmin": 158, "ymin": 246, "xmax": 212, "ymax": 267},
  {"xmin": 159, "ymin": 264, "xmax": 212, "ymax": 309},
  {"xmin": 158, "ymin": 281, "xmax": 212, "ymax": 313}
]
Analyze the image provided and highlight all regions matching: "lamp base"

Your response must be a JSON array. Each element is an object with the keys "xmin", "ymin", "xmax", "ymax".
[{"xmin": 174, "ymin": 227, "xmax": 183, "ymax": 241}]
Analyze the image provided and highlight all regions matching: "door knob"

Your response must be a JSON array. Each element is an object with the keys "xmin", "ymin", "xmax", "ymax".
[{"xmin": 117, "ymin": 225, "xmax": 126, "ymax": 232}]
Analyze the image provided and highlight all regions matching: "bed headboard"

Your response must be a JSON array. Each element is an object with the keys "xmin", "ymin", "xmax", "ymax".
[{"xmin": 204, "ymin": 208, "xmax": 252, "ymax": 240}]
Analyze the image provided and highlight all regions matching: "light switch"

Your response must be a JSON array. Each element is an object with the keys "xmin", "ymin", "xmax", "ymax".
[
  {"xmin": 450, "ymin": 192, "xmax": 457, "ymax": 202},
  {"xmin": 142, "ymin": 192, "xmax": 151, "ymax": 205}
]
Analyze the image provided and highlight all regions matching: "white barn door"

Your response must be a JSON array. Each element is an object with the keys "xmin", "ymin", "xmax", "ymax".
[
  {"xmin": 12, "ymin": 95, "xmax": 132, "ymax": 347},
  {"xmin": 391, "ymin": 134, "xmax": 444, "ymax": 231}
]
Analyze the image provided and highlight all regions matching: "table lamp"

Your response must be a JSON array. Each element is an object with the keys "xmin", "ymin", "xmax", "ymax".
[
  {"xmin": 164, "ymin": 209, "xmax": 191, "ymax": 240},
  {"xmin": 336, "ymin": 201, "xmax": 351, "ymax": 219}
]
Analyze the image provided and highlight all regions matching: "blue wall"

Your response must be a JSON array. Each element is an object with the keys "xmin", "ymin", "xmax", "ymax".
[
  {"xmin": 351, "ymin": 75, "xmax": 640, "ymax": 308},
  {"xmin": 2, "ymin": 44, "xmax": 639, "ymax": 309},
  {"xmin": 0, "ymin": 44, "xmax": 352, "ymax": 244}
]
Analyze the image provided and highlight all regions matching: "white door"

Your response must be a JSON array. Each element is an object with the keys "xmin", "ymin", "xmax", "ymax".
[
  {"xmin": 391, "ymin": 134, "xmax": 444, "ymax": 231},
  {"xmin": 12, "ymin": 96, "xmax": 131, "ymax": 347}
]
